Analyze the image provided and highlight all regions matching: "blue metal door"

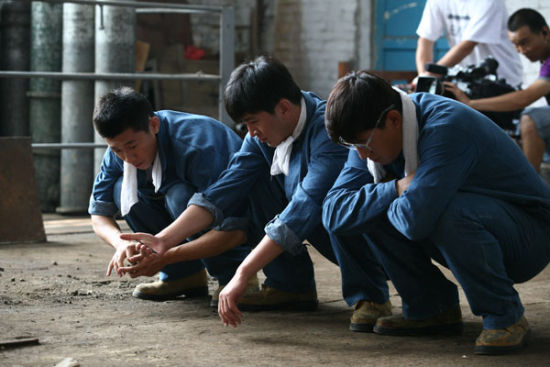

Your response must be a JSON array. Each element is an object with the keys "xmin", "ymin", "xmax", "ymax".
[{"xmin": 374, "ymin": 0, "xmax": 449, "ymax": 70}]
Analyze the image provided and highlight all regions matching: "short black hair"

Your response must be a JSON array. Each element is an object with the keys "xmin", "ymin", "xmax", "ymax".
[
  {"xmin": 93, "ymin": 87, "xmax": 154, "ymax": 139},
  {"xmin": 224, "ymin": 55, "xmax": 302, "ymax": 123},
  {"xmin": 325, "ymin": 71, "xmax": 401, "ymax": 143},
  {"xmin": 508, "ymin": 8, "xmax": 548, "ymax": 34}
]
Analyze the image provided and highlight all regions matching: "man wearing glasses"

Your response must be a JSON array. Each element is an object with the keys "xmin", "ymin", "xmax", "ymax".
[{"xmin": 323, "ymin": 71, "xmax": 550, "ymax": 355}]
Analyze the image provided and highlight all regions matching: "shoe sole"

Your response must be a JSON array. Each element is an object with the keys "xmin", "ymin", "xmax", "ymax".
[
  {"xmin": 373, "ymin": 321, "xmax": 463, "ymax": 336},
  {"xmin": 350, "ymin": 322, "xmax": 375, "ymax": 333},
  {"xmin": 132, "ymin": 286, "xmax": 209, "ymax": 301},
  {"xmin": 474, "ymin": 329, "xmax": 531, "ymax": 355}
]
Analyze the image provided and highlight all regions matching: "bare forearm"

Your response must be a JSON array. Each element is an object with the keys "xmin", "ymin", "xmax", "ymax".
[
  {"xmin": 156, "ymin": 204, "xmax": 215, "ymax": 249},
  {"xmin": 416, "ymin": 38, "xmax": 434, "ymax": 75},
  {"xmin": 91, "ymin": 215, "xmax": 125, "ymax": 250},
  {"xmin": 163, "ymin": 229, "xmax": 247, "ymax": 265},
  {"xmin": 469, "ymin": 91, "xmax": 533, "ymax": 112},
  {"xmin": 236, "ymin": 235, "xmax": 284, "ymax": 280},
  {"xmin": 437, "ymin": 40, "xmax": 476, "ymax": 68}
]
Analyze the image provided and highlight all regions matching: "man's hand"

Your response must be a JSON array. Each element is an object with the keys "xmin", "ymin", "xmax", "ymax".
[
  {"xmin": 396, "ymin": 171, "xmax": 416, "ymax": 196},
  {"xmin": 443, "ymin": 82, "xmax": 471, "ymax": 106},
  {"xmin": 106, "ymin": 240, "xmax": 139, "ymax": 277},
  {"xmin": 119, "ymin": 232, "xmax": 169, "ymax": 256},
  {"xmin": 119, "ymin": 248, "xmax": 165, "ymax": 278},
  {"xmin": 217, "ymin": 273, "xmax": 249, "ymax": 327}
]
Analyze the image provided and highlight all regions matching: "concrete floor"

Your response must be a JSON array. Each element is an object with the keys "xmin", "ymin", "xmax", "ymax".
[{"xmin": 1, "ymin": 214, "xmax": 550, "ymax": 366}]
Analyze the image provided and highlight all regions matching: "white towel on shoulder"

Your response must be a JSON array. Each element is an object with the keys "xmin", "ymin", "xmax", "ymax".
[
  {"xmin": 367, "ymin": 87, "xmax": 419, "ymax": 183},
  {"xmin": 120, "ymin": 151, "xmax": 162, "ymax": 216},
  {"xmin": 270, "ymin": 97, "xmax": 307, "ymax": 176}
]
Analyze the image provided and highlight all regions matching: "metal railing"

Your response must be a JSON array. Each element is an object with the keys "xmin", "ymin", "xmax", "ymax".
[{"xmin": 0, "ymin": 0, "xmax": 236, "ymax": 152}]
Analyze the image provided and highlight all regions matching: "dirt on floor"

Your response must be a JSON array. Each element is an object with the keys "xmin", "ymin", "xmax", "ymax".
[{"xmin": 1, "ymin": 214, "xmax": 550, "ymax": 366}]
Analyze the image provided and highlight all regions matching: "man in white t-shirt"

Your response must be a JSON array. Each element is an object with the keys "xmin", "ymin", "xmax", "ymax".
[{"xmin": 416, "ymin": 0, "xmax": 523, "ymax": 87}]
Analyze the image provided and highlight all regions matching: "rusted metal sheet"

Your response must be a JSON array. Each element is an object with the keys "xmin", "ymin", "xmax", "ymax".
[{"xmin": 0, "ymin": 137, "xmax": 46, "ymax": 244}]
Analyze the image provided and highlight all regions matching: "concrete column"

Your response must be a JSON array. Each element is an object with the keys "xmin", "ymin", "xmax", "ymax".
[
  {"xmin": 29, "ymin": 2, "xmax": 62, "ymax": 212},
  {"xmin": 94, "ymin": 1, "xmax": 136, "ymax": 173},
  {"xmin": 0, "ymin": 0, "xmax": 30, "ymax": 137},
  {"xmin": 58, "ymin": 3, "xmax": 95, "ymax": 214}
]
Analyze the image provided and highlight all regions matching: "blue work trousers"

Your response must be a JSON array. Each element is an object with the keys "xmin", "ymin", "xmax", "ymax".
[
  {"xmin": 113, "ymin": 178, "xmax": 249, "ymax": 285},
  {"xmin": 248, "ymin": 172, "xmax": 389, "ymax": 304},
  {"xmin": 365, "ymin": 193, "xmax": 550, "ymax": 329}
]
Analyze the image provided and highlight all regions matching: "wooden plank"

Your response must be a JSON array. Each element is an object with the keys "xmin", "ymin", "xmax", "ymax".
[{"xmin": 0, "ymin": 337, "xmax": 40, "ymax": 349}]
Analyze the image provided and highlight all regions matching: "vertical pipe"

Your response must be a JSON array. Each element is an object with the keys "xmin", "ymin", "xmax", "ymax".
[
  {"xmin": 219, "ymin": 6, "xmax": 235, "ymax": 127},
  {"xmin": 0, "ymin": 0, "xmax": 30, "ymax": 137},
  {"xmin": 29, "ymin": 2, "xmax": 62, "ymax": 212},
  {"xmin": 94, "ymin": 1, "xmax": 136, "ymax": 173},
  {"xmin": 58, "ymin": 3, "xmax": 95, "ymax": 214}
]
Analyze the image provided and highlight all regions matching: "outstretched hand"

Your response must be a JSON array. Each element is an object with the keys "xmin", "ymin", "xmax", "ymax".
[
  {"xmin": 106, "ymin": 241, "xmax": 140, "ymax": 277},
  {"xmin": 119, "ymin": 245, "xmax": 165, "ymax": 278},
  {"xmin": 443, "ymin": 81, "xmax": 471, "ymax": 105},
  {"xmin": 119, "ymin": 232, "xmax": 169, "ymax": 256},
  {"xmin": 217, "ymin": 274, "xmax": 249, "ymax": 327}
]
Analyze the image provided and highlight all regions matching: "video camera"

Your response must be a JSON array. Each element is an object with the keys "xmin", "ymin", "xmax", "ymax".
[{"xmin": 416, "ymin": 57, "xmax": 521, "ymax": 133}]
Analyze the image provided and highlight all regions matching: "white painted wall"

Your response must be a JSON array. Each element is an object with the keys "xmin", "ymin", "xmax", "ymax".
[{"xmin": 185, "ymin": 1, "xmax": 550, "ymax": 101}]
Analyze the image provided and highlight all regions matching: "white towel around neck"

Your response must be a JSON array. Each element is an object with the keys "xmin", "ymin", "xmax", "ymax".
[
  {"xmin": 120, "ymin": 151, "xmax": 162, "ymax": 216},
  {"xmin": 270, "ymin": 97, "xmax": 307, "ymax": 176},
  {"xmin": 367, "ymin": 87, "xmax": 419, "ymax": 183}
]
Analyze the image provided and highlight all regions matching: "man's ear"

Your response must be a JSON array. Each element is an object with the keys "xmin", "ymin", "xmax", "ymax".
[
  {"xmin": 149, "ymin": 116, "xmax": 160, "ymax": 134},
  {"xmin": 275, "ymin": 98, "xmax": 292, "ymax": 116},
  {"xmin": 387, "ymin": 109, "xmax": 402, "ymax": 128}
]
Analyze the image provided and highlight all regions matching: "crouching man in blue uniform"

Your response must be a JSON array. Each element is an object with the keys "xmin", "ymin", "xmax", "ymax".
[
  {"xmin": 120, "ymin": 56, "xmax": 390, "ymax": 328},
  {"xmin": 322, "ymin": 72, "xmax": 550, "ymax": 354},
  {"xmin": 89, "ymin": 87, "xmax": 251, "ymax": 302}
]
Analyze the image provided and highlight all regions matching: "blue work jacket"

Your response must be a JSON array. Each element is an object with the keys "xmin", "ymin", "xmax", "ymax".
[
  {"xmin": 189, "ymin": 91, "xmax": 349, "ymax": 255},
  {"xmin": 323, "ymin": 93, "xmax": 550, "ymax": 241},
  {"xmin": 88, "ymin": 110, "xmax": 242, "ymax": 218}
]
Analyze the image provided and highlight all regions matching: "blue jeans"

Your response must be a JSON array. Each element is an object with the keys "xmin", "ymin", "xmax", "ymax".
[
  {"xmin": 248, "ymin": 172, "xmax": 389, "ymax": 304},
  {"xmin": 366, "ymin": 193, "xmax": 550, "ymax": 329},
  {"xmin": 113, "ymin": 178, "xmax": 249, "ymax": 285}
]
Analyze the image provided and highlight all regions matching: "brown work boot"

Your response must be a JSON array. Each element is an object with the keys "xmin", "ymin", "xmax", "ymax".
[
  {"xmin": 132, "ymin": 269, "xmax": 208, "ymax": 301},
  {"xmin": 209, "ymin": 273, "xmax": 260, "ymax": 308},
  {"xmin": 350, "ymin": 300, "xmax": 392, "ymax": 332},
  {"xmin": 373, "ymin": 305, "xmax": 463, "ymax": 336},
  {"xmin": 231, "ymin": 284, "xmax": 318, "ymax": 311},
  {"xmin": 474, "ymin": 316, "xmax": 531, "ymax": 355}
]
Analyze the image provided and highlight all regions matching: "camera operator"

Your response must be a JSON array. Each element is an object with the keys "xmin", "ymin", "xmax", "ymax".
[
  {"xmin": 416, "ymin": 0, "xmax": 522, "ymax": 88},
  {"xmin": 445, "ymin": 9, "xmax": 550, "ymax": 173}
]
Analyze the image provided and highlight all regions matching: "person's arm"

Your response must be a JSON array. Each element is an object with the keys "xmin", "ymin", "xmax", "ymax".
[
  {"xmin": 416, "ymin": 37, "xmax": 435, "ymax": 75},
  {"xmin": 119, "ymin": 228, "xmax": 247, "ymax": 277},
  {"xmin": 388, "ymin": 124, "xmax": 476, "ymax": 241},
  {"xmin": 218, "ymin": 235, "xmax": 283, "ymax": 327},
  {"xmin": 91, "ymin": 214, "xmax": 140, "ymax": 276},
  {"xmin": 265, "ymin": 122, "xmax": 349, "ymax": 255},
  {"xmin": 322, "ymin": 150, "xmax": 399, "ymax": 235},
  {"xmin": 437, "ymin": 40, "xmax": 477, "ymax": 68},
  {"xmin": 444, "ymin": 79, "xmax": 550, "ymax": 112},
  {"xmin": 120, "ymin": 135, "xmax": 266, "ymax": 253},
  {"xmin": 120, "ymin": 204, "xmax": 214, "ymax": 254}
]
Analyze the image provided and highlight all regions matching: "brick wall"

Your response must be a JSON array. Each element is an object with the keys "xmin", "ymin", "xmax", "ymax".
[
  {"xmin": 183, "ymin": 0, "xmax": 550, "ymax": 101},
  {"xmin": 273, "ymin": 0, "xmax": 358, "ymax": 98}
]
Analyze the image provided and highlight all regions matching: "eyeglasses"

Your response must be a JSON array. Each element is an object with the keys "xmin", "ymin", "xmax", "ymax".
[{"xmin": 338, "ymin": 104, "xmax": 396, "ymax": 151}]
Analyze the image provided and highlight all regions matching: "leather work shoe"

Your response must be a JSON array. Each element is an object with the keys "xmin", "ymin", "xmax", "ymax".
[
  {"xmin": 474, "ymin": 316, "xmax": 531, "ymax": 355},
  {"xmin": 221, "ymin": 284, "xmax": 318, "ymax": 311},
  {"xmin": 373, "ymin": 305, "xmax": 463, "ymax": 336},
  {"xmin": 350, "ymin": 300, "xmax": 392, "ymax": 332},
  {"xmin": 132, "ymin": 269, "xmax": 209, "ymax": 301},
  {"xmin": 209, "ymin": 273, "xmax": 260, "ymax": 308}
]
